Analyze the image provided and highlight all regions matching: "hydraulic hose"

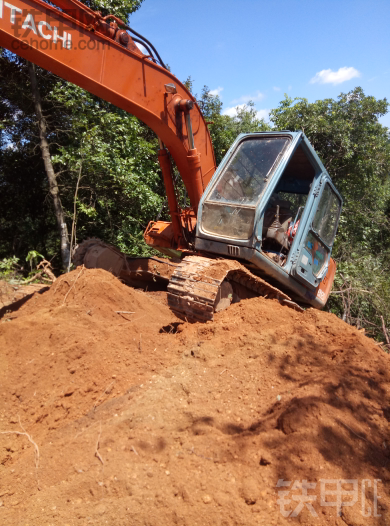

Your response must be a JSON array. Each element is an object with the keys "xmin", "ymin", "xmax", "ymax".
[{"xmin": 124, "ymin": 25, "xmax": 167, "ymax": 70}]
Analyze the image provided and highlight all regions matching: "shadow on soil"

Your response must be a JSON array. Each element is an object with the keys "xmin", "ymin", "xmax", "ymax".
[{"xmin": 191, "ymin": 329, "xmax": 390, "ymax": 521}]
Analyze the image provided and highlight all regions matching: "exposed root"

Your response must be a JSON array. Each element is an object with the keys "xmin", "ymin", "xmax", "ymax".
[
  {"xmin": 0, "ymin": 416, "xmax": 41, "ymax": 490},
  {"xmin": 63, "ymin": 266, "xmax": 84, "ymax": 305},
  {"xmin": 95, "ymin": 422, "xmax": 104, "ymax": 466},
  {"xmin": 93, "ymin": 381, "xmax": 115, "ymax": 411}
]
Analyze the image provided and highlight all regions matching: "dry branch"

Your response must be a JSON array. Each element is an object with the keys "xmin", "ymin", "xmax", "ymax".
[
  {"xmin": 23, "ymin": 271, "xmax": 44, "ymax": 285},
  {"xmin": 68, "ymin": 158, "xmax": 83, "ymax": 273},
  {"xmin": 95, "ymin": 422, "xmax": 104, "ymax": 466},
  {"xmin": 37, "ymin": 259, "xmax": 56, "ymax": 282},
  {"xmin": 0, "ymin": 416, "xmax": 41, "ymax": 489},
  {"xmin": 93, "ymin": 381, "xmax": 115, "ymax": 411},
  {"xmin": 63, "ymin": 266, "xmax": 84, "ymax": 305},
  {"xmin": 380, "ymin": 316, "xmax": 390, "ymax": 346}
]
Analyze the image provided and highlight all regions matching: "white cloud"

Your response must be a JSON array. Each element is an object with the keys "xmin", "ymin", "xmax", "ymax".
[
  {"xmin": 273, "ymin": 86, "xmax": 281, "ymax": 92},
  {"xmin": 230, "ymin": 90, "xmax": 265, "ymax": 105},
  {"xmin": 310, "ymin": 67, "xmax": 361, "ymax": 85},
  {"xmin": 222, "ymin": 104, "xmax": 270, "ymax": 122},
  {"xmin": 256, "ymin": 109, "xmax": 270, "ymax": 121},
  {"xmin": 135, "ymin": 41, "xmax": 148, "ymax": 55},
  {"xmin": 209, "ymin": 86, "xmax": 224, "ymax": 97},
  {"xmin": 222, "ymin": 104, "xmax": 246, "ymax": 117}
]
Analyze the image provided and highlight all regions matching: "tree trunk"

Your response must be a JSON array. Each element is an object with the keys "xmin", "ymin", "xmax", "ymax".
[{"xmin": 27, "ymin": 61, "xmax": 70, "ymax": 269}]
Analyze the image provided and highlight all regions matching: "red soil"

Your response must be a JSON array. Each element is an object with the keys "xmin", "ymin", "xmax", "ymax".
[
  {"xmin": 0, "ymin": 268, "xmax": 389, "ymax": 525},
  {"xmin": 0, "ymin": 280, "xmax": 48, "ymax": 311}
]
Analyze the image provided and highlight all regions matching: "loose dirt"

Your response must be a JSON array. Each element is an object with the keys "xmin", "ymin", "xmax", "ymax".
[
  {"xmin": 0, "ymin": 280, "xmax": 48, "ymax": 313},
  {"xmin": 0, "ymin": 268, "xmax": 389, "ymax": 525}
]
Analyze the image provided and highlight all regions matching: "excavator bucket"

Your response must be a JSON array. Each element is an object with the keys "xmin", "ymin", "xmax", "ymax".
[{"xmin": 73, "ymin": 239, "xmax": 179, "ymax": 289}]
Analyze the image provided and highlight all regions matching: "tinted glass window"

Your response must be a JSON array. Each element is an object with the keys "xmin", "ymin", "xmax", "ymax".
[
  {"xmin": 312, "ymin": 183, "xmax": 342, "ymax": 246},
  {"xmin": 202, "ymin": 203, "xmax": 255, "ymax": 240},
  {"xmin": 207, "ymin": 137, "xmax": 290, "ymax": 206}
]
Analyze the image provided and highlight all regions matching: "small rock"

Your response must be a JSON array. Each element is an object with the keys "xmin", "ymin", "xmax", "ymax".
[
  {"xmin": 240, "ymin": 477, "xmax": 258, "ymax": 505},
  {"xmin": 0, "ymin": 501, "xmax": 3, "ymax": 507},
  {"xmin": 202, "ymin": 495, "xmax": 212, "ymax": 504},
  {"xmin": 165, "ymin": 470, "xmax": 170, "ymax": 476},
  {"xmin": 95, "ymin": 503, "xmax": 106, "ymax": 515},
  {"xmin": 259, "ymin": 457, "xmax": 271, "ymax": 466},
  {"xmin": 147, "ymin": 472, "xmax": 154, "ymax": 478}
]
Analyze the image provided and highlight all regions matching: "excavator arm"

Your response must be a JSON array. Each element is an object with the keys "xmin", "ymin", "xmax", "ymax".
[{"xmin": 0, "ymin": 0, "xmax": 216, "ymax": 248}]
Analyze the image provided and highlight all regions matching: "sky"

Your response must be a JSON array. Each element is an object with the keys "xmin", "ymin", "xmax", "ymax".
[{"xmin": 131, "ymin": 0, "xmax": 390, "ymax": 128}]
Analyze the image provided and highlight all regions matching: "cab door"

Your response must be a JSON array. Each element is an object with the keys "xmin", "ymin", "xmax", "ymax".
[{"xmin": 291, "ymin": 178, "xmax": 342, "ymax": 289}]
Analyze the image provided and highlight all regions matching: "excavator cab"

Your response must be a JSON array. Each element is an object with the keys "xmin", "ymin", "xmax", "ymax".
[{"xmin": 196, "ymin": 132, "xmax": 342, "ymax": 308}]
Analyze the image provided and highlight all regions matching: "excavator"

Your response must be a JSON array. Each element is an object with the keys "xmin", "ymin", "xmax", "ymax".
[{"xmin": 0, "ymin": 0, "xmax": 343, "ymax": 321}]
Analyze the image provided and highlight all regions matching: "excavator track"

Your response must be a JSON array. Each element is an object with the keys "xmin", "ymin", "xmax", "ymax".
[{"xmin": 167, "ymin": 255, "xmax": 303, "ymax": 322}]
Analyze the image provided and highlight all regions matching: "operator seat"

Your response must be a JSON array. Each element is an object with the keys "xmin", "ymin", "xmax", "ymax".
[{"xmin": 262, "ymin": 195, "xmax": 293, "ymax": 235}]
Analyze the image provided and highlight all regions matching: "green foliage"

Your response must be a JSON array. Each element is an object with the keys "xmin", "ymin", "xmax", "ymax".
[
  {"xmin": 78, "ymin": 0, "xmax": 143, "ymax": 23},
  {"xmin": 48, "ymin": 82, "xmax": 163, "ymax": 255},
  {"xmin": 0, "ymin": 256, "xmax": 20, "ymax": 276},
  {"xmin": 26, "ymin": 250, "xmax": 44, "ymax": 270},
  {"xmin": 0, "ymin": 51, "xmax": 60, "ymax": 262}
]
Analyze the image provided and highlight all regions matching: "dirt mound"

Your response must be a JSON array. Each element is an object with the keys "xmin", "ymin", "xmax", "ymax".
[
  {"xmin": 0, "ymin": 279, "xmax": 48, "ymax": 314},
  {"xmin": 0, "ymin": 269, "xmax": 389, "ymax": 525},
  {"xmin": 0, "ymin": 269, "xmax": 178, "ymax": 432}
]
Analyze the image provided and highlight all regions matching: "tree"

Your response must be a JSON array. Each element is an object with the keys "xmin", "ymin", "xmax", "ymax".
[
  {"xmin": 0, "ymin": 50, "xmax": 64, "ymax": 262},
  {"xmin": 28, "ymin": 62, "xmax": 70, "ymax": 269},
  {"xmin": 0, "ymin": 0, "xmax": 146, "ymax": 268},
  {"xmin": 82, "ymin": 0, "xmax": 143, "ymax": 21},
  {"xmin": 49, "ymin": 83, "xmax": 163, "ymax": 256}
]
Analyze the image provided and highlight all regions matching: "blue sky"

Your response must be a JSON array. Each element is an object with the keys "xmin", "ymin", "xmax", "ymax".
[{"xmin": 131, "ymin": 0, "xmax": 390, "ymax": 127}]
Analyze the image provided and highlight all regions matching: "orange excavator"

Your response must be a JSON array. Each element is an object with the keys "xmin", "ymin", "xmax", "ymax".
[{"xmin": 0, "ymin": 0, "xmax": 342, "ymax": 321}]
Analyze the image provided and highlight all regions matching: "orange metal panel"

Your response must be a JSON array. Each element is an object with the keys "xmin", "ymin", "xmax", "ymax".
[{"xmin": 316, "ymin": 257, "xmax": 337, "ymax": 306}]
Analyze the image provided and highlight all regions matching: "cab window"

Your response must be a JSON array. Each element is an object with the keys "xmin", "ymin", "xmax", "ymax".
[{"xmin": 312, "ymin": 183, "xmax": 342, "ymax": 246}]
